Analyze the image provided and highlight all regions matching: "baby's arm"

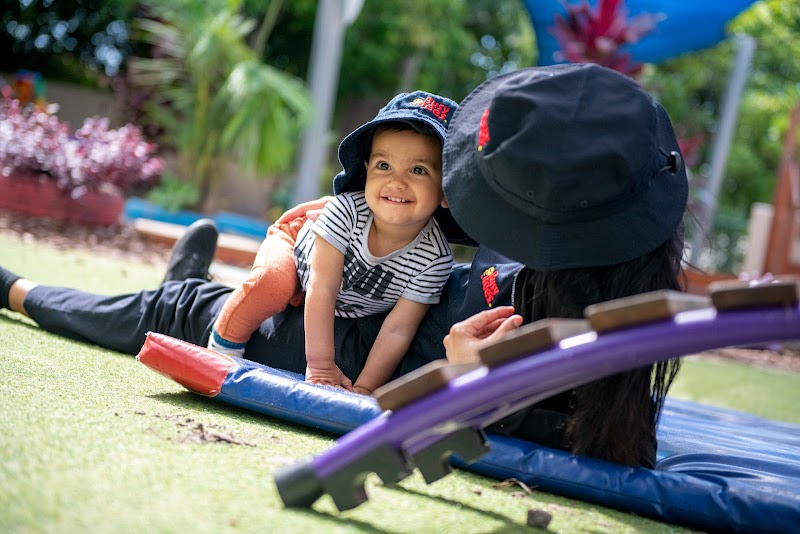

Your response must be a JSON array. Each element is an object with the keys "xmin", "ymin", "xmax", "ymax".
[
  {"xmin": 353, "ymin": 298, "xmax": 430, "ymax": 395},
  {"xmin": 304, "ymin": 237, "xmax": 352, "ymax": 390}
]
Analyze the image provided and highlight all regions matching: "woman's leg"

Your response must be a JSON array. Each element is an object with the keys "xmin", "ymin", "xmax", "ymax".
[
  {"xmin": 0, "ymin": 211, "xmax": 377, "ymax": 378},
  {"xmin": 4, "ymin": 265, "xmax": 372, "ymax": 380},
  {"xmin": 7, "ymin": 278, "xmax": 32, "ymax": 315},
  {"xmin": 1, "ymin": 218, "xmax": 227, "ymax": 355},
  {"xmin": 23, "ymin": 278, "xmax": 376, "ymax": 381},
  {"xmin": 21, "ymin": 279, "xmax": 231, "ymax": 355}
]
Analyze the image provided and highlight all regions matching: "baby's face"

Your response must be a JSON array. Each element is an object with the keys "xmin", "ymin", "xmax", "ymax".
[{"xmin": 364, "ymin": 129, "xmax": 445, "ymax": 233}]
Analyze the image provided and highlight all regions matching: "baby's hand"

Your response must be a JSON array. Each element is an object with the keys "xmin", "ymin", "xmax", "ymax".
[
  {"xmin": 352, "ymin": 385, "xmax": 373, "ymax": 396},
  {"xmin": 305, "ymin": 362, "xmax": 353, "ymax": 391}
]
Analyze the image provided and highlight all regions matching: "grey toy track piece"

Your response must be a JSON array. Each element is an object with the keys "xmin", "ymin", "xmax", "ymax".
[
  {"xmin": 479, "ymin": 318, "xmax": 591, "ymax": 368},
  {"xmin": 373, "ymin": 360, "xmax": 481, "ymax": 412},
  {"xmin": 584, "ymin": 290, "xmax": 711, "ymax": 332},
  {"xmin": 709, "ymin": 277, "xmax": 800, "ymax": 310},
  {"xmin": 277, "ymin": 445, "xmax": 413, "ymax": 511},
  {"xmin": 321, "ymin": 444, "xmax": 412, "ymax": 510},
  {"xmin": 274, "ymin": 459, "xmax": 324, "ymax": 508},
  {"xmin": 411, "ymin": 428, "xmax": 489, "ymax": 484}
]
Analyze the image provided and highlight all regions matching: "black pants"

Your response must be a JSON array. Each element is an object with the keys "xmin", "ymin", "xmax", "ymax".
[
  {"xmin": 20, "ymin": 247, "xmax": 524, "ymax": 380},
  {"xmin": 24, "ymin": 279, "xmax": 394, "ymax": 381}
]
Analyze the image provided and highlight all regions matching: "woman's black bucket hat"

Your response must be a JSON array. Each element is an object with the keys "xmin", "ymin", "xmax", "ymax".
[{"xmin": 443, "ymin": 63, "xmax": 688, "ymax": 270}]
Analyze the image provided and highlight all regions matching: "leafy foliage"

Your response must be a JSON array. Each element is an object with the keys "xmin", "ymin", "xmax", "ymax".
[
  {"xmin": 0, "ymin": 97, "xmax": 162, "ymax": 197},
  {"xmin": 3, "ymin": 0, "xmax": 534, "ymax": 212},
  {"xmin": 0, "ymin": 0, "xmax": 136, "ymax": 82},
  {"xmin": 4, "ymin": 0, "xmax": 798, "ymax": 273},
  {"xmin": 126, "ymin": 0, "xmax": 311, "ymax": 210},
  {"xmin": 145, "ymin": 172, "xmax": 199, "ymax": 212},
  {"xmin": 641, "ymin": 0, "xmax": 800, "ymax": 271},
  {"xmin": 257, "ymin": 0, "xmax": 536, "ymax": 102}
]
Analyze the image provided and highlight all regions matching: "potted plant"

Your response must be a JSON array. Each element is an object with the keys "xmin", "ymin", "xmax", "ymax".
[{"xmin": 0, "ymin": 95, "xmax": 163, "ymax": 226}]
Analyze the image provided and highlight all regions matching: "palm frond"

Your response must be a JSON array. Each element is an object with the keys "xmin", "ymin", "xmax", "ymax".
[
  {"xmin": 128, "ymin": 57, "xmax": 184, "ymax": 87},
  {"xmin": 128, "ymin": 2, "xmax": 311, "ymax": 200},
  {"xmin": 132, "ymin": 18, "xmax": 186, "ymax": 59}
]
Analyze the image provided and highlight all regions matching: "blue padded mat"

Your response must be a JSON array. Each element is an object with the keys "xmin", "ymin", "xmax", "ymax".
[{"xmin": 211, "ymin": 356, "xmax": 800, "ymax": 533}]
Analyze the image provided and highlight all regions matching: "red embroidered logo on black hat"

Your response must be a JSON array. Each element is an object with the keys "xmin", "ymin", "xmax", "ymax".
[
  {"xmin": 410, "ymin": 96, "xmax": 451, "ymax": 122},
  {"xmin": 478, "ymin": 108, "xmax": 490, "ymax": 151},
  {"xmin": 481, "ymin": 266, "xmax": 499, "ymax": 307}
]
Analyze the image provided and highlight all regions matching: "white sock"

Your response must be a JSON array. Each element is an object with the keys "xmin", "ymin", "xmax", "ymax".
[{"xmin": 207, "ymin": 329, "xmax": 246, "ymax": 358}]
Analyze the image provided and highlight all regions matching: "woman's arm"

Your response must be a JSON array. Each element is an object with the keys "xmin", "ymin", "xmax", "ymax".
[
  {"xmin": 304, "ymin": 236, "xmax": 352, "ymax": 390},
  {"xmin": 353, "ymin": 298, "xmax": 431, "ymax": 395},
  {"xmin": 275, "ymin": 196, "xmax": 333, "ymax": 225},
  {"xmin": 443, "ymin": 306, "xmax": 522, "ymax": 363}
]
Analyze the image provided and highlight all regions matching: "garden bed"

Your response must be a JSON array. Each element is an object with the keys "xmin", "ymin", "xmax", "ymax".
[{"xmin": 0, "ymin": 172, "xmax": 124, "ymax": 227}]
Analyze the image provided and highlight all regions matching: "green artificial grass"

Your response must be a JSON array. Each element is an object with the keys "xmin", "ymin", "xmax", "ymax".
[
  {"xmin": 1, "ymin": 233, "xmax": 797, "ymax": 533},
  {"xmin": 670, "ymin": 357, "xmax": 800, "ymax": 424}
]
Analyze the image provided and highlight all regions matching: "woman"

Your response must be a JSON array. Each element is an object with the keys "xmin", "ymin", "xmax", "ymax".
[{"xmin": 0, "ymin": 63, "xmax": 687, "ymax": 468}]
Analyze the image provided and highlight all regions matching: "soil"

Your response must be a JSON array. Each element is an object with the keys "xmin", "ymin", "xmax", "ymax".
[
  {"xmin": 0, "ymin": 209, "xmax": 173, "ymax": 266},
  {"xmin": 2, "ymin": 209, "xmax": 799, "ymax": 374}
]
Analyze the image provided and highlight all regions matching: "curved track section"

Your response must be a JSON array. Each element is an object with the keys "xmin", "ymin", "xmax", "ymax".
[{"xmin": 275, "ymin": 284, "xmax": 800, "ymax": 512}]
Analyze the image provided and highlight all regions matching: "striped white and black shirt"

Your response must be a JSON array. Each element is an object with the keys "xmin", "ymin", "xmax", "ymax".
[{"xmin": 294, "ymin": 191, "xmax": 453, "ymax": 319}]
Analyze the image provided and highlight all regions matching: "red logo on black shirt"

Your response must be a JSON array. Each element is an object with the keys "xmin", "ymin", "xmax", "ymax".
[{"xmin": 481, "ymin": 266, "xmax": 499, "ymax": 307}]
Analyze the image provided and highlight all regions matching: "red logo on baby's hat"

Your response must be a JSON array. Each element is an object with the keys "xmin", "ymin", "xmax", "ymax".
[
  {"xmin": 478, "ymin": 108, "xmax": 490, "ymax": 151},
  {"xmin": 410, "ymin": 96, "xmax": 451, "ymax": 122}
]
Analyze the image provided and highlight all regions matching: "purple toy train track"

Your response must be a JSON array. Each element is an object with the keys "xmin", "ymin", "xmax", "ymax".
[{"xmin": 273, "ymin": 282, "xmax": 800, "ymax": 511}]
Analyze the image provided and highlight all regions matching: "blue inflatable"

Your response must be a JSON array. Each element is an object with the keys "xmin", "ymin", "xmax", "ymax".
[{"xmin": 139, "ymin": 330, "xmax": 800, "ymax": 533}]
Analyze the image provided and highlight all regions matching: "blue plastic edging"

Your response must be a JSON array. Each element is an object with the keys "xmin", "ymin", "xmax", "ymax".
[{"xmin": 124, "ymin": 198, "xmax": 269, "ymax": 241}]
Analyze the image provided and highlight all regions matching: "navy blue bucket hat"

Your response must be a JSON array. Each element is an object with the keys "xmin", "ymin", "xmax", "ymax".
[
  {"xmin": 332, "ymin": 91, "xmax": 474, "ymax": 245},
  {"xmin": 443, "ymin": 63, "xmax": 688, "ymax": 270}
]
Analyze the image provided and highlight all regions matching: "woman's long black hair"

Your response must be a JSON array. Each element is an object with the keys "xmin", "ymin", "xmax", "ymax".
[{"xmin": 514, "ymin": 229, "xmax": 685, "ymax": 467}]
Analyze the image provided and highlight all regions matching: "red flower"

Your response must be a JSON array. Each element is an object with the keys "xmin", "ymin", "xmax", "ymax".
[{"xmin": 550, "ymin": 0, "xmax": 663, "ymax": 78}]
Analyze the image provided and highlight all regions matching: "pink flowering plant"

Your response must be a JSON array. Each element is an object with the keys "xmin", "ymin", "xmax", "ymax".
[
  {"xmin": 550, "ymin": 0, "xmax": 663, "ymax": 77},
  {"xmin": 0, "ymin": 96, "xmax": 163, "ymax": 199}
]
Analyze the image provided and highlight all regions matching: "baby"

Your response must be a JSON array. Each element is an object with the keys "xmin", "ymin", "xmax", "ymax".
[{"xmin": 209, "ymin": 91, "xmax": 458, "ymax": 395}]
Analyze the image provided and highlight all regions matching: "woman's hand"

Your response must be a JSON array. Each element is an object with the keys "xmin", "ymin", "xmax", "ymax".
[
  {"xmin": 443, "ymin": 306, "xmax": 523, "ymax": 364},
  {"xmin": 275, "ymin": 196, "xmax": 333, "ymax": 224},
  {"xmin": 305, "ymin": 361, "xmax": 353, "ymax": 391}
]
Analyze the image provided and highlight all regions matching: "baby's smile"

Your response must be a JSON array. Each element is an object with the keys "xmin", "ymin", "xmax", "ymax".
[{"xmin": 383, "ymin": 195, "xmax": 411, "ymax": 204}]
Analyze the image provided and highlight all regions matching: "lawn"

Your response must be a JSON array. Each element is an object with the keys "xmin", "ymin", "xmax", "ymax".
[{"xmin": 1, "ymin": 233, "xmax": 798, "ymax": 533}]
